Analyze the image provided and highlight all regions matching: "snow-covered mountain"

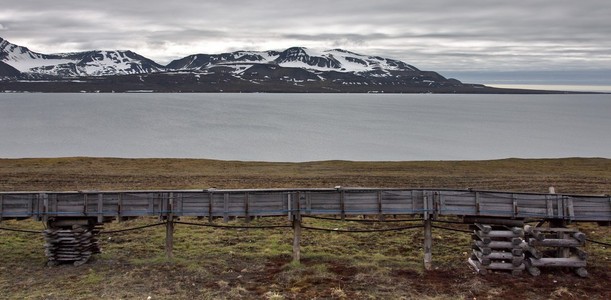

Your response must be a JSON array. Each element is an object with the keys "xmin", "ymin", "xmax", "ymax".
[
  {"xmin": 1, "ymin": 37, "xmax": 425, "ymax": 78},
  {"xmin": 0, "ymin": 37, "xmax": 164, "ymax": 77},
  {"xmin": 167, "ymin": 46, "xmax": 419, "ymax": 74},
  {"xmin": 1, "ymin": 37, "xmax": 481, "ymax": 93}
]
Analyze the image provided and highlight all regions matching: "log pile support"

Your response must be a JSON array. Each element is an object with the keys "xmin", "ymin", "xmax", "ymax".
[
  {"xmin": 523, "ymin": 223, "xmax": 587, "ymax": 277},
  {"xmin": 468, "ymin": 222, "xmax": 525, "ymax": 276},
  {"xmin": 44, "ymin": 218, "xmax": 102, "ymax": 266}
]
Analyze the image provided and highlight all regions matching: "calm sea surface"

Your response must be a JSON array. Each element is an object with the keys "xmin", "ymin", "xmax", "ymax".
[{"xmin": 0, "ymin": 93, "xmax": 610, "ymax": 161}]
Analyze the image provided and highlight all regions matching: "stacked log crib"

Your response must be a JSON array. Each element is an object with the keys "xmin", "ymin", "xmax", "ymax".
[
  {"xmin": 468, "ymin": 222, "xmax": 526, "ymax": 275},
  {"xmin": 523, "ymin": 224, "xmax": 588, "ymax": 277},
  {"xmin": 43, "ymin": 219, "xmax": 102, "ymax": 266}
]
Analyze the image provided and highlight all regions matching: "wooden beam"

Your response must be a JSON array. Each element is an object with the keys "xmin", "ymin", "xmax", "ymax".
[
  {"xmin": 292, "ymin": 192, "xmax": 301, "ymax": 263},
  {"xmin": 165, "ymin": 193, "xmax": 174, "ymax": 259},
  {"xmin": 423, "ymin": 218, "xmax": 432, "ymax": 270}
]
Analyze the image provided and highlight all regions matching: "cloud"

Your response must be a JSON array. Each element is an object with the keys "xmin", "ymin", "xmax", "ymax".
[{"xmin": 0, "ymin": 0, "xmax": 610, "ymax": 73}]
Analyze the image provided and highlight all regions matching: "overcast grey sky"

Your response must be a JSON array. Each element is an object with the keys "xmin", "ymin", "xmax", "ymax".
[{"xmin": 1, "ymin": 0, "xmax": 610, "ymax": 83}]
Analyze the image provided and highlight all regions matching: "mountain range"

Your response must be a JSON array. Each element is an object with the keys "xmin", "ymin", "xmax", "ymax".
[{"xmin": 0, "ymin": 37, "xmax": 565, "ymax": 93}]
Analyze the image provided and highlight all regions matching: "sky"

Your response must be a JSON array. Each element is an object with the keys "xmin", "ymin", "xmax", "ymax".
[{"xmin": 1, "ymin": 0, "xmax": 610, "ymax": 86}]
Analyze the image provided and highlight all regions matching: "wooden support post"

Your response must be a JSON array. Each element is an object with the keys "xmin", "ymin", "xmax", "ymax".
[
  {"xmin": 291, "ymin": 193, "xmax": 301, "ymax": 263},
  {"xmin": 292, "ymin": 217, "xmax": 301, "ymax": 263},
  {"xmin": 423, "ymin": 218, "xmax": 433, "ymax": 270},
  {"xmin": 165, "ymin": 193, "xmax": 174, "ymax": 259}
]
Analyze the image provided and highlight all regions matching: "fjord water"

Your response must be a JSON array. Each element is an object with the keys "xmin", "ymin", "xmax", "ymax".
[{"xmin": 0, "ymin": 93, "xmax": 609, "ymax": 161}]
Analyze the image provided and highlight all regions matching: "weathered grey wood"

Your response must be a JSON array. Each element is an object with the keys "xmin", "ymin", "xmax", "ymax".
[
  {"xmin": 208, "ymin": 192, "xmax": 213, "ymax": 222},
  {"xmin": 528, "ymin": 238, "xmax": 583, "ymax": 248},
  {"xmin": 468, "ymin": 257, "xmax": 487, "ymax": 275},
  {"xmin": 42, "ymin": 193, "xmax": 49, "ymax": 224},
  {"xmin": 479, "ymin": 250, "xmax": 519, "ymax": 260},
  {"xmin": 2, "ymin": 188, "xmax": 610, "ymax": 221},
  {"xmin": 339, "ymin": 190, "xmax": 345, "ymax": 220},
  {"xmin": 97, "ymin": 194, "xmax": 103, "ymax": 223},
  {"xmin": 377, "ymin": 191, "xmax": 384, "ymax": 221},
  {"xmin": 423, "ymin": 218, "xmax": 432, "ymax": 270},
  {"xmin": 528, "ymin": 256, "xmax": 586, "ymax": 267},
  {"xmin": 166, "ymin": 193, "xmax": 174, "ymax": 259},
  {"xmin": 292, "ymin": 193, "xmax": 301, "ymax": 263},
  {"xmin": 117, "ymin": 193, "xmax": 123, "ymax": 222},
  {"xmin": 472, "ymin": 249, "xmax": 491, "ymax": 265},
  {"xmin": 524, "ymin": 225, "xmax": 546, "ymax": 241},
  {"xmin": 473, "ymin": 233, "xmax": 492, "ymax": 244},
  {"xmin": 512, "ymin": 194, "xmax": 518, "ymax": 218},
  {"xmin": 567, "ymin": 197, "xmax": 575, "ymax": 221},
  {"xmin": 244, "ymin": 193, "xmax": 250, "ymax": 223},
  {"xmin": 475, "ymin": 223, "xmax": 492, "ymax": 234},
  {"xmin": 223, "ymin": 193, "xmax": 229, "ymax": 223},
  {"xmin": 472, "ymin": 243, "xmax": 492, "ymax": 255},
  {"xmin": 546, "ymin": 195, "xmax": 554, "ymax": 218},
  {"xmin": 524, "ymin": 260, "xmax": 541, "ymax": 276},
  {"xmin": 464, "ymin": 217, "xmax": 524, "ymax": 227},
  {"xmin": 475, "ymin": 240, "xmax": 520, "ymax": 249},
  {"xmin": 520, "ymin": 243, "xmax": 542, "ymax": 259},
  {"xmin": 487, "ymin": 262, "xmax": 525, "ymax": 270},
  {"xmin": 476, "ymin": 230, "xmax": 521, "ymax": 238}
]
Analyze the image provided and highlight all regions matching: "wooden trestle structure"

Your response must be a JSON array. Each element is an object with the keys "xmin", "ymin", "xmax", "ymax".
[{"xmin": 1, "ymin": 188, "xmax": 609, "ymax": 275}]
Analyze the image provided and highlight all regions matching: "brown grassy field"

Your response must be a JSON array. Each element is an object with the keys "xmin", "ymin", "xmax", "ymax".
[{"xmin": 0, "ymin": 157, "xmax": 610, "ymax": 299}]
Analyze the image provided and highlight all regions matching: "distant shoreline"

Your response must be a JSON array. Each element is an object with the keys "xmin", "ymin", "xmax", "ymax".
[{"xmin": 0, "ymin": 80, "xmax": 603, "ymax": 94}]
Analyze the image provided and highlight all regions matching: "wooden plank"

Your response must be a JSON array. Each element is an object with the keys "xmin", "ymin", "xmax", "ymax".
[
  {"xmin": 340, "ymin": 190, "xmax": 345, "ymax": 220},
  {"xmin": 244, "ymin": 193, "xmax": 250, "ymax": 222},
  {"xmin": 97, "ymin": 194, "xmax": 103, "ymax": 223},
  {"xmin": 208, "ymin": 192, "xmax": 213, "ymax": 222},
  {"xmin": 27, "ymin": 194, "xmax": 33, "ymax": 217},
  {"xmin": 42, "ymin": 193, "xmax": 49, "ymax": 224},
  {"xmin": 305, "ymin": 191, "xmax": 311, "ymax": 215},
  {"xmin": 148, "ymin": 194, "xmax": 154, "ymax": 215},
  {"xmin": 377, "ymin": 191, "xmax": 384, "ymax": 221},
  {"xmin": 567, "ymin": 197, "xmax": 575, "ymax": 221},
  {"xmin": 223, "ymin": 193, "xmax": 229, "ymax": 223}
]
